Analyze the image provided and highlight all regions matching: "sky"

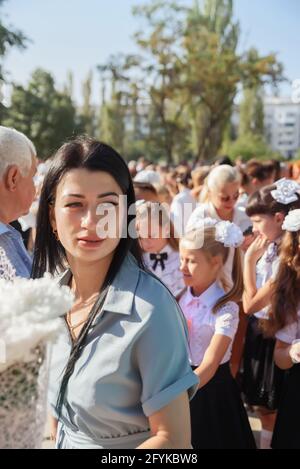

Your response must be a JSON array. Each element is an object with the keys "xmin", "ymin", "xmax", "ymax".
[{"xmin": 1, "ymin": 0, "xmax": 300, "ymax": 104}]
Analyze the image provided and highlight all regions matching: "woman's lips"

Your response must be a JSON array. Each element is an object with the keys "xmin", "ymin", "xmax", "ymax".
[{"xmin": 77, "ymin": 238, "xmax": 104, "ymax": 248}]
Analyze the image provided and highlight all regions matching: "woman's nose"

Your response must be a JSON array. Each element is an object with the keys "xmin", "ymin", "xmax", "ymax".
[{"xmin": 81, "ymin": 209, "xmax": 97, "ymax": 228}]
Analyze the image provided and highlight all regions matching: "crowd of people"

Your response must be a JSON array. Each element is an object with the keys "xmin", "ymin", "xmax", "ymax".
[{"xmin": 0, "ymin": 125, "xmax": 300, "ymax": 449}]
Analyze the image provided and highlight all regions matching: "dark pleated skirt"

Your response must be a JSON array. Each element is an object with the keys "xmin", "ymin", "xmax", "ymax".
[
  {"xmin": 272, "ymin": 364, "xmax": 300, "ymax": 449},
  {"xmin": 190, "ymin": 362, "xmax": 256, "ymax": 449},
  {"xmin": 241, "ymin": 316, "xmax": 286, "ymax": 410}
]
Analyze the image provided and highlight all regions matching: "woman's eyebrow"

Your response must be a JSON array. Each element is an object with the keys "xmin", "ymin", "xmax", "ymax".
[
  {"xmin": 63, "ymin": 192, "xmax": 119, "ymax": 199},
  {"xmin": 97, "ymin": 192, "xmax": 119, "ymax": 199}
]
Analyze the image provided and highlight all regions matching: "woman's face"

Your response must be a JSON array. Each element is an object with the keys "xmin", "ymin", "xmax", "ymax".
[
  {"xmin": 250, "ymin": 213, "xmax": 284, "ymax": 242},
  {"xmin": 51, "ymin": 169, "xmax": 125, "ymax": 264},
  {"xmin": 209, "ymin": 182, "xmax": 240, "ymax": 214}
]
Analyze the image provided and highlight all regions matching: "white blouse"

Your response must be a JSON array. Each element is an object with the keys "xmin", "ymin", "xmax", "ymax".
[
  {"xmin": 170, "ymin": 188, "xmax": 197, "ymax": 236},
  {"xmin": 179, "ymin": 281, "xmax": 239, "ymax": 366},
  {"xmin": 186, "ymin": 202, "xmax": 251, "ymax": 289},
  {"xmin": 143, "ymin": 243, "xmax": 185, "ymax": 298},
  {"xmin": 254, "ymin": 242, "xmax": 279, "ymax": 319},
  {"xmin": 236, "ymin": 193, "xmax": 249, "ymax": 212},
  {"xmin": 276, "ymin": 309, "xmax": 300, "ymax": 344}
]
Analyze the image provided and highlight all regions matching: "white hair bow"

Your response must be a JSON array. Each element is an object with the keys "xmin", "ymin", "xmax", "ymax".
[
  {"xmin": 215, "ymin": 220, "xmax": 244, "ymax": 248},
  {"xmin": 282, "ymin": 209, "xmax": 300, "ymax": 232},
  {"xmin": 187, "ymin": 217, "xmax": 244, "ymax": 248},
  {"xmin": 271, "ymin": 178, "xmax": 300, "ymax": 205}
]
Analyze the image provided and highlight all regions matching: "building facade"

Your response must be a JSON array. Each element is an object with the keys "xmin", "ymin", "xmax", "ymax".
[{"xmin": 264, "ymin": 97, "xmax": 300, "ymax": 158}]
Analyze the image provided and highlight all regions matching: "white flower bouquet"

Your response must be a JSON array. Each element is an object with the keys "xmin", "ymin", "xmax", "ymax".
[{"xmin": 0, "ymin": 248, "xmax": 73, "ymax": 448}]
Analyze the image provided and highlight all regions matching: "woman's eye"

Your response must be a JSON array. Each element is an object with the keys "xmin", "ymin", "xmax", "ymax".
[{"xmin": 65, "ymin": 202, "xmax": 82, "ymax": 208}]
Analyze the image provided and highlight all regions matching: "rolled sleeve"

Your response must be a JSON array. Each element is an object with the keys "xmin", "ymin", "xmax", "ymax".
[
  {"xmin": 142, "ymin": 372, "xmax": 198, "ymax": 417},
  {"xmin": 135, "ymin": 284, "xmax": 199, "ymax": 417}
]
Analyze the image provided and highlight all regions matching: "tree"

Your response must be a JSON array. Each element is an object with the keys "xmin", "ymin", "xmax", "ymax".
[
  {"xmin": 0, "ymin": 0, "xmax": 28, "ymax": 80},
  {"xmin": 221, "ymin": 132, "xmax": 279, "ymax": 162},
  {"xmin": 133, "ymin": 1, "xmax": 190, "ymax": 163},
  {"xmin": 239, "ymin": 86, "xmax": 265, "ymax": 138},
  {"xmin": 3, "ymin": 68, "xmax": 79, "ymax": 158},
  {"xmin": 94, "ymin": 0, "xmax": 283, "ymax": 163},
  {"xmin": 97, "ymin": 55, "xmax": 128, "ymax": 154},
  {"xmin": 238, "ymin": 49, "xmax": 268, "ymax": 139},
  {"xmin": 79, "ymin": 70, "xmax": 96, "ymax": 136},
  {"xmin": 63, "ymin": 70, "xmax": 74, "ymax": 99},
  {"xmin": 183, "ymin": 0, "xmax": 283, "ymax": 162},
  {"xmin": 97, "ymin": 54, "xmax": 144, "ymax": 156},
  {"xmin": 0, "ymin": 0, "xmax": 29, "ymax": 122}
]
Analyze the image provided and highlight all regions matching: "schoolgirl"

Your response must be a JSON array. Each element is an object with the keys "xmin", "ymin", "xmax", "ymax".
[
  {"xmin": 242, "ymin": 178, "xmax": 300, "ymax": 448},
  {"xmin": 179, "ymin": 220, "xmax": 256, "ymax": 449},
  {"xmin": 136, "ymin": 201, "xmax": 185, "ymax": 298}
]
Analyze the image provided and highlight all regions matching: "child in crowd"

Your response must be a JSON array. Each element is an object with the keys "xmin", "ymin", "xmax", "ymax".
[
  {"xmin": 268, "ymin": 209, "xmax": 300, "ymax": 449},
  {"xmin": 179, "ymin": 220, "xmax": 256, "ymax": 449},
  {"xmin": 242, "ymin": 178, "xmax": 300, "ymax": 449},
  {"xmin": 136, "ymin": 201, "xmax": 185, "ymax": 298}
]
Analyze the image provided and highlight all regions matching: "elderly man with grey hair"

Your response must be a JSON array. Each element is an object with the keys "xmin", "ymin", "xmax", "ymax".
[{"xmin": 0, "ymin": 126, "xmax": 37, "ymax": 278}]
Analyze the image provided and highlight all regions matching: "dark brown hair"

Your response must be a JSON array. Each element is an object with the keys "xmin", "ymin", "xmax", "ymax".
[
  {"xmin": 31, "ymin": 136, "xmax": 144, "ymax": 417},
  {"xmin": 246, "ymin": 184, "xmax": 300, "ymax": 217},
  {"xmin": 266, "ymin": 231, "xmax": 300, "ymax": 336}
]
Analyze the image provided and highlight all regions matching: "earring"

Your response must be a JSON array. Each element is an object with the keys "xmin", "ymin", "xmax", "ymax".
[{"xmin": 52, "ymin": 229, "xmax": 59, "ymax": 241}]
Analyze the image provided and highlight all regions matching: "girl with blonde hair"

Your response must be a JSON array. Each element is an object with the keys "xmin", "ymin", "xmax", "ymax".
[{"xmin": 179, "ymin": 220, "xmax": 255, "ymax": 449}]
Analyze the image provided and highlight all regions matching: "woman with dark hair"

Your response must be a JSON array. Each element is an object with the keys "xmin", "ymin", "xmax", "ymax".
[
  {"xmin": 32, "ymin": 137, "xmax": 198, "ymax": 449},
  {"xmin": 268, "ymin": 211, "xmax": 300, "ymax": 448},
  {"xmin": 242, "ymin": 180, "xmax": 300, "ymax": 448}
]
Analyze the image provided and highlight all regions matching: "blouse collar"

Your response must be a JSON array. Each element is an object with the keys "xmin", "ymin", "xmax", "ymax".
[
  {"xmin": 59, "ymin": 253, "xmax": 140, "ymax": 317},
  {"xmin": 185, "ymin": 281, "xmax": 224, "ymax": 310}
]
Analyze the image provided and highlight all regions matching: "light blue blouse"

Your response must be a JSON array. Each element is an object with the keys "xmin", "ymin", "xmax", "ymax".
[{"xmin": 48, "ymin": 253, "xmax": 198, "ymax": 449}]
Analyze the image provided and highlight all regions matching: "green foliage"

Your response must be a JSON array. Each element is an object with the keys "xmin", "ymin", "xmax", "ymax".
[
  {"xmin": 0, "ymin": 0, "xmax": 285, "ymax": 164},
  {"xmin": 78, "ymin": 71, "xmax": 96, "ymax": 137},
  {"xmin": 2, "ymin": 69, "xmax": 80, "ymax": 158},
  {"xmin": 239, "ymin": 86, "xmax": 265, "ymax": 137},
  {"xmin": 221, "ymin": 132, "xmax": 280, "ymax": 162},
  {"xmin": 0, "ymin": 0, "xmax": 28, "ymax": 80},
  {"xmin": 95, "ymin": 0, "xmax": 284, "ymax": 163}
]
